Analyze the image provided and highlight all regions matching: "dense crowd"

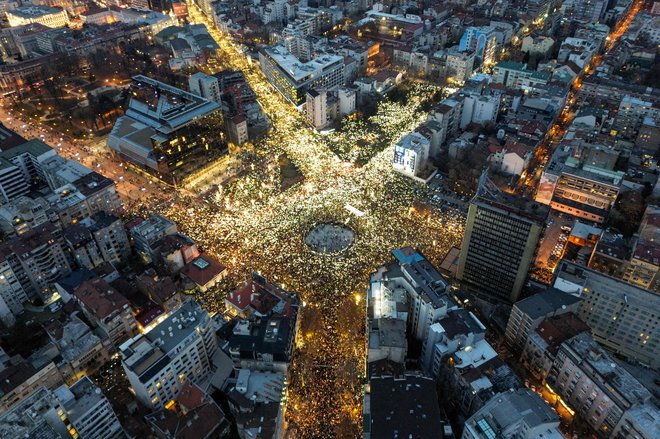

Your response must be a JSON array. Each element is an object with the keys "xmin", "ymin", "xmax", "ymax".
[{"xmin": 124, "ymin": 5, "xmax": 467, "ymax": 438}]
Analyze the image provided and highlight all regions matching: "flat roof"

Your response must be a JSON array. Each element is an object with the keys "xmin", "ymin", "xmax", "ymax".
[
  {"xmin": 367, "ymin": 373, "xmax": 443, "ymax": 438},
  {"xmin": 514, "ymin": 288, "xmax": 581, "ymax": 319},
  {"xmin": 261, "ymin": 46, "xmax": 343, "ymax": 82}
]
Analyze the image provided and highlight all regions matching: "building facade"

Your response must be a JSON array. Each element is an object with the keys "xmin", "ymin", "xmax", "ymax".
[
  {"xmin": 119, "ymin": 300, "xmax": 217, "ymax": 410},
  {"xmin": 458, "ymin": 177, "xmax": 548, "ymax": 303}
]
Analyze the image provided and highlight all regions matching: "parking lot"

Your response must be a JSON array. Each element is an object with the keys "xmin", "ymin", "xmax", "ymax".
[
  {"xmin": 536, "ymin": 210, "xmax": 576, "ymax": 269},
  {"xmin": 426, "ymin": 173, "xmax": 470, "ymax": 214}
]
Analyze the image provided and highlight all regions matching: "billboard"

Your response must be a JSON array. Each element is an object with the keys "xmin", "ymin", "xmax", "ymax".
[{"xmin": 536, "ymin": 172, "xmax": 558, "ymax": 205}]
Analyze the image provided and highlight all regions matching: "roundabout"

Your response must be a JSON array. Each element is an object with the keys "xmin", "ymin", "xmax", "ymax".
[{"xmin": 305, "ymin": 222, "xmax": 355, "ymax": 255}]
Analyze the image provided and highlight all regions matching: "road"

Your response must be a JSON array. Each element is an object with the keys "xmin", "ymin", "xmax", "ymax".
[
  {"xmin": 515, "ymin": 0, "xmax": 644, "ymax": 196},
  {"xmin": 0, "ymin": 104, "xmax": 170, "ymax": 202}
]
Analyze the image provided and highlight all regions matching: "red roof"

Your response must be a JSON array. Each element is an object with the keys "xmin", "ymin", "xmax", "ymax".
[
  {"xmin": 180, "ymin": 256, "xmax": 226, "ymax": 287},
  {"xmin": 75, "ymin": 278, "xmax": 130, "ymax": 321},
  {"xmin": 535, "ymin": 313, "xmax": 589, "ymax": 353},
  {"xmin": 226, "ymin": 279, "xmax": 297, "ymax": 318}
]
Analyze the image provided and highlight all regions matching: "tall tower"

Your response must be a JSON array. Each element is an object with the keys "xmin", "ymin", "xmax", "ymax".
[{"xmin": 457, "ymin": 172, "xmax": 548, "ymax": 303}]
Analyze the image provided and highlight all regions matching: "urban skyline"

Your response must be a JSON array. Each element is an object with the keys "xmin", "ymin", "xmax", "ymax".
[{"xmin": 0, "ymin": 0, "xmax": 658, "ymax": 438}]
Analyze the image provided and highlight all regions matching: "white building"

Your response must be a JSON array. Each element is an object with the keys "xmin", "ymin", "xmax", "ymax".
[
  {"xmin": 189, "ymin": 72, "xmax": 221, "ymax": 103},
  {"xmin": 428, "ymin": 96, "xmax": 464, "ymax": 148},
  {"xmin": 460, "ymin": 94, "xmax": 499, "ymax": 128},
  {"xmin": 521, "ymin": 36, "xmax": 555, "ymax": 55},
  {"xmin": 119, "ymin": 300, "xmax": 217, "ymax": 410},
  {"xmin": 446, "ymin": 50, "xmax": 475, "ymax": 84},
  {"xmin": 6, "ymin": 5, "xmax": 69, "ymax": 28},
  {"xmin": 306, "ymin": 88, "xmax": 328, "ymax": 129},
  {"xmin": 393, "ymin": 132, "xmax": 430, "ymax": 178},
  {"xmin": 0, "ymin": 253, "xmax": 29, "ymax": 326},
  {"xmin": 259, "ymin": 45, "xmax": 344, "ymax": 107},
  {"xmin": 369, "ymin": 248, "xmax": 452, "ymax": 342},
  {"xmin": 54, "ymin": 376, "xmax": 124, "ymax": 439},
  {"xmin": 462, "ymin": 389, "xmax": 563, "ymax": 439},
  {"xmin": 421, "ymin": 308, "xmax": 486, "ymax": 379},
  {"xmin": 337, "ymin": 87, "xmax": 356, "ymax": 116}
]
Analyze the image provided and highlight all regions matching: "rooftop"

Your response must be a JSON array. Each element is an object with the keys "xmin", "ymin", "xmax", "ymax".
[
  {"xmin": 514, "ymin": 288, "xmax": 581, "ymax": 320},
  {"xmin": 120, "ymin": 301, "xmax": 209, "ymax": 383},
  {"xmin": 545, "ymin": 141, "xmax": 625, "ymax": 185},
  {"xmin": 474, "ymin": 173, "xmax": 549, "ymax": 224},
  {"xmin": 553, "ymin": 261, "xmax": 660, "ymax": 312},
  {"xmin": 74, "ymin": 278, "xmax": 130, "ymax": 321},
  {"xmin": 7, "ymin": 5, "xmax": 64, "ymax": 18},
  {"xmin": 227, "ymin": 316, "xmax": 294, "ymax": 363},
  {"xmin": 563, "ymin": 332, "xmax": 652, "ymax": 405},
  {"xmin": 55, "ymin": 376, "xmax": 107, "ymax": 424},
  {"xmin": 145, "ymin": 381, "xmax": 228, "ymax": 439},
  {"xmin": 127, "ymin": 75, "xmax": 222, "ymax": 133},
  {"xmin": 391, "ymin": 247, "xmax": 450, "ymax": 308},
  {"xmin": 366, "ymin": 373, "xmax": 444, "ymax": 438},
  {"xmin": 180, "ymin": 256, "xmax": 226, "ymax": 288},
  {"xmin": 533, "ymin": 313, "xmax": 589, "ymax": 353},
  {"xmin": 465, "ymin": 389, "xmax": 561, "ymax": 438},
  {"xmin": 226, "ymin": 275, "xmax": 299, "ymax": 319},
  {"xmin": 261, "ymin": 45, "xmax": 343, "ymax": 83}
]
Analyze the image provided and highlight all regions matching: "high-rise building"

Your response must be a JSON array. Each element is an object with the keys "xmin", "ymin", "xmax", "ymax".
[
  {"xmin": 54, "ymin": 376, "xmax": 124, "ymax": 439},
  {"xmin": 458, "ymin": 174, "xmax": 549, "ymax": 303},
  {"xmin": 119, "ymin": 300, "xmax": 217, "ymax": 410}
]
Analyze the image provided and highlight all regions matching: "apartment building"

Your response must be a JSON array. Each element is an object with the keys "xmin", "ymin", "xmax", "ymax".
[
  {"xmin": 537, "ymin": 142, "xmax": 624, "ymax": 223},
  {"xmin": 504, "ymin": 288, "xmax": 581, "ymax": 352},
  {"xmin": 55, "ymin": 376, "xmax": 124, "ymax": 439},
  {"xmin": 128, "ymin": 214, "xmax": 178, "ymax": 263},
  {"xmin": 259, "ymin": 45, "xmax": 344, "ymax": 106},
  {"xmin": 547, "ymin": 333, "xmax": 652, "ymax": 436},
  {"xmin": 74, "ymin": 278, "xmax": 137, "ymax": 348},
  {"xmin": 492, "ymin": 61, "xmax": 551, "ymax": 91},
  {"xmin": 462, "ymin": 389, "xmax": 563, "ymax": 439},
  {"xmin": 553, "ymin": 261, "xmax": 660, "ymax": 368},
  {"xmin": 119, "ymin": 300, "xmax": 217, "ymax": 410},
  {"xmin": 7, "ymin": 222, "xmax": 72, "ymax": 297}
]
